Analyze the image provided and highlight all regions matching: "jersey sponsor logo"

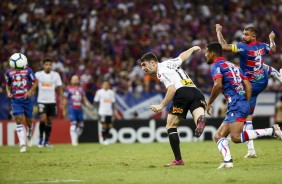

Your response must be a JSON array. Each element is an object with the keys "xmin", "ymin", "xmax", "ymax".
[
  {"xmin": 247, "ymin": 48, "xmax": 265, "ymax": 56},
  {"xmin": 172, "ymin": 107, "xmax": 183, "ymax": 114},
  {"xmin": 41, "ymin": 83, "xmax": 53, "ymax": 87},
  {"xmin": 12, "ymin": 78, "xmax": 27, "ymax": 87},
  {"xmin": 180, "ymin": 79, "xmax": 195, "ymax": 87},
  {"xmin": 103, "ymin": 99, "xmax": 112, "ymax": 103}
]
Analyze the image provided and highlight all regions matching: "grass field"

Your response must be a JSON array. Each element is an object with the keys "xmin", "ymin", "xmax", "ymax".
[{"xmin": 1, "ymin": 140, "xmax": 282, "ymax": 184}]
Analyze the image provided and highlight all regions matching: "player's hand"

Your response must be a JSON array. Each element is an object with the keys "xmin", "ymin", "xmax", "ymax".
[
  {"xmin": 24, "ymin": 91, "xmax": 32, "ymax": 99},
  {"xmin": 215, "ymin": 24, "xmax": 222, "ymax": 32},
  {"xmin": 7, "ymin": 92, "xmax": 13, "ymax": 98},
  {"xmin": 150, "ymin": 104, "xmax": 164, "ymax": 113},
  {"xmin": 207, "ymin": 104, "xmax": 213, "ymax": 116},
  {"xmin": 192, "ymin": 46, "xmax": 201, "ymax": 52},
  {"xmin": 269, "ymin": 31, "xmax": 275, "ymax": 40}
]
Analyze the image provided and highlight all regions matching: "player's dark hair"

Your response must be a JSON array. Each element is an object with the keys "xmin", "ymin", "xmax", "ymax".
[
  {"xmin": 43, "ymin": 57, "xmax": 53, "ymax": 64},
  {"xmin": 207, "ymin": 42, "xmax": 222, "ymax": 56},
  {"xmin": 244, "ymin": 27, "xmax": 258, "ymax": 36},
  {"xmin": 140, "ymin": 52, "xmax": 158, "ymax": 63}
]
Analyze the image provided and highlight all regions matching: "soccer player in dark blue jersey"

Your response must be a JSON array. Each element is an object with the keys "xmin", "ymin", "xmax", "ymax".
[
  {"xmin": 5, "ymin": 54, "xmax": 38, "ymax": 153},
  {"xmin": 205, "ymin": 42, "xmax": 282, "ymax": 169},
  {"xmin": 216, "ymin": 24, "xmax": 281, "ymax": 158}
]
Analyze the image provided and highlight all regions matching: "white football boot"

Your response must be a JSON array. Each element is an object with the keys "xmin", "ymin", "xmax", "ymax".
[{"xmin": 273, "ymin": 124, "xmax": 282, "ymax": 140}]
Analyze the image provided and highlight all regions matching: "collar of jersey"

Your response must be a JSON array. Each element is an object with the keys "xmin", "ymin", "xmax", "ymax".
[
  {"xmin": 246, "ymin": 41, "xmax": 259, "ymax": 46},
  {"xmin": 213, "ymin": 57, "xmax": 226, "ymax": 64}
]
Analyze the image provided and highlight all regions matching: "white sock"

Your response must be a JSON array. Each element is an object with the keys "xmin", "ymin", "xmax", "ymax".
[
  {"xmin": 70, "ymin": 124, "xmax": 78, "ymax": 145},
  {"xmin": 217, "ymin": 138, "xmax": 232, "ymax": 162},
  {"xmin": 268, "ymin": 66, "xmax": 282, "ymax": 83},
  {"xmin": 243, "ymin": 121, "xmax": 255, "ymax": 151},
  {"xmin": 242, "ymin": 128, "xmax": 273, "ymax": 141},
  {"xmin": 16, "ymin": 125, "xmax": 26, "ymax": 146},
  {"xmin": 76, "ymin": 126, "xmax": 83, "ymax": 137}
]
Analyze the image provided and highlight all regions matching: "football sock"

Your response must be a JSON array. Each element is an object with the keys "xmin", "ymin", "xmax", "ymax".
[
  {"xmin": 39, "ymin": 121, "xmax": 45, "ymax": 139},
  {"xmin": 167, "ymin": 128, "xmax": 182, "ymax": 161},
  {"xmin": 70, "ymin": 124, "xmax": 78, "ymax": 145},
  {"xmin": 102, "ymin": 128, "xmax": 107, "ymax": 140},
  {"xmin": 241, "ymin": 128, "xmax": 274, "ymax": 142},
  {"xmin": 243, "ymin": 121, "xmax": 255, "ymax": 151},
  {"xmin": 27, "ymin": 124, "xmax": 32, "ymax": 136},
  {"xmin": 216, "ymin": 138, "xmax": 232, "ymax": 162},
  {"xmin": 105, "ymin": 128, "xmax": 110, "ymax": 139},
  {"xmin": 16, "ymin": 125, "xmax": 26, "ymax": 146},
  {"xmin": 45, "ymin": 123, "xmax": 52, "ymax": 143},
  {"xmin": 267, "ymin": 66, "xmax": 282, "ymax": 83},
  {"xmin": 76, "ymin": 125, "xmax": 84, "ymax": 137}
]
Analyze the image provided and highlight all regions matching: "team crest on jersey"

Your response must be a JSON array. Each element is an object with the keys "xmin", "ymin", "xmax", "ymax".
[
  {"xmin": 157, "ymin": 73, "xmax": 161, "ymax": 78},
  {"xmin": 172, "ymin": 107, "xmax": 183, "ymax": 114}
]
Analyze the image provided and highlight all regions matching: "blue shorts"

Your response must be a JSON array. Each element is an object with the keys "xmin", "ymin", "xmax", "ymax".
[
  {"xmin": 11, "ymin": 98, "xmax": 33, "ymax": 118},
  {"xmin": 223, "ymin": 100, "xmax": 250, "ymax": 124},
  {"xmin": 68, "ymin": 108, "xmax": 84, "ymax": 123}
]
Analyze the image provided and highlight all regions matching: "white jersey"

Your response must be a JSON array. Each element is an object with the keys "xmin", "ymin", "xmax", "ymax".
[
  {"xmin": 94, "ymin": 88, "xmax": 115, "ymax": 116},
  {"xmin": 35, "ymin": 70, "xmax": 62, "ymax": 103},
  {"xmin": 157, "ymin": 57, "xmax": 196, "ymax": 90}
]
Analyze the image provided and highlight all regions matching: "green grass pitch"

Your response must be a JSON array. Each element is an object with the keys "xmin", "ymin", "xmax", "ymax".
[{"xmin": 1, "ymin": 140, "xmax": 282, "ymax": 184}]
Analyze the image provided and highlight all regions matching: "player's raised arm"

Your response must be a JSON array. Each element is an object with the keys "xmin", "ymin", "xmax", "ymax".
[
  {"xmin": 269, "ymin": 31, "xmax": 276, "ymax": 53},
  {"xmin": 179, "ymin": 46, "xmax": 201, "ymax": 63},
  {"xmin": 215, "ymin": 24, "xmax": 233, "ymax": 51}
]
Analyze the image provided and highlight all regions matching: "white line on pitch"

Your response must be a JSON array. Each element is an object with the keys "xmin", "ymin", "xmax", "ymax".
[{"xmin": 24, "ymin": 179, "xmax": 84, "ymax": 183}]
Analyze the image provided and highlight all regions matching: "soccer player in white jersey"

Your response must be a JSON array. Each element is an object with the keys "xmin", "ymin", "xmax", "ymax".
[
  {"xmin": 35, "ymin": 58, "xmax": 63, "ymax": 148},
  {"xmin": 94, "ymin": 81, "xmax": 116, "ymax": 145},
  {"xmin": 140, "ymin": 46, "xmax": 207, "ymax": 167}
]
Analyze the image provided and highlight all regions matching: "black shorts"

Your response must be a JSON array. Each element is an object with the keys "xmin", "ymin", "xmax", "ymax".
[
  {"xmin": 169, "ymin": 87, "xmax": 206, "ymax": 119},
  {"xmin": 99, "ymin": 115, "xmax": 113, "ymax": 124},
  {"xmin": 38, "ymin": 103, "xmax": 57, "ymax": 117}
]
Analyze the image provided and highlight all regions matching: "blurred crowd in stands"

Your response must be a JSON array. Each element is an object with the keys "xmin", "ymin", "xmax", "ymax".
[{"xmin": 0, "ymin": 0, "xmax": 282, "ymax": 102}]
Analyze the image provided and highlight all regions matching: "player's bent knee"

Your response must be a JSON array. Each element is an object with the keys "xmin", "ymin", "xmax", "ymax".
[
  {"xmin": 231, "ymin": 135, "xmax": 241, "ymax": 143},
  {"xmin": 214, "ymin": 133, "xmax": 222, "ymax": 142}
]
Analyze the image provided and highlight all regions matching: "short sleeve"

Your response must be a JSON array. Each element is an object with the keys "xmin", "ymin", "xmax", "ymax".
[
  {"xmin": 264, "ymin": 43, "xmax": 272, "ymax": 54},
  {"xmin": 5, "ymin": 71, "xmax": 10, "ymax": 84},
  {"xmin": 94, "ymin": 90, "xmax": 100, "ymax": 102},
  {"xmin": 231, "ymin": 43, "xmax": 245, "ymax": 55},
  {"xmin": 55, "ymin": 72, "xmax": 63, "ymax": 86},
  {"xmin": 28, "ymin": 68, "xmax": 37, "ymax": 82},
  {"xmin": 210, "ymin": 64, "xmax": 222, "ymax": 81}
]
